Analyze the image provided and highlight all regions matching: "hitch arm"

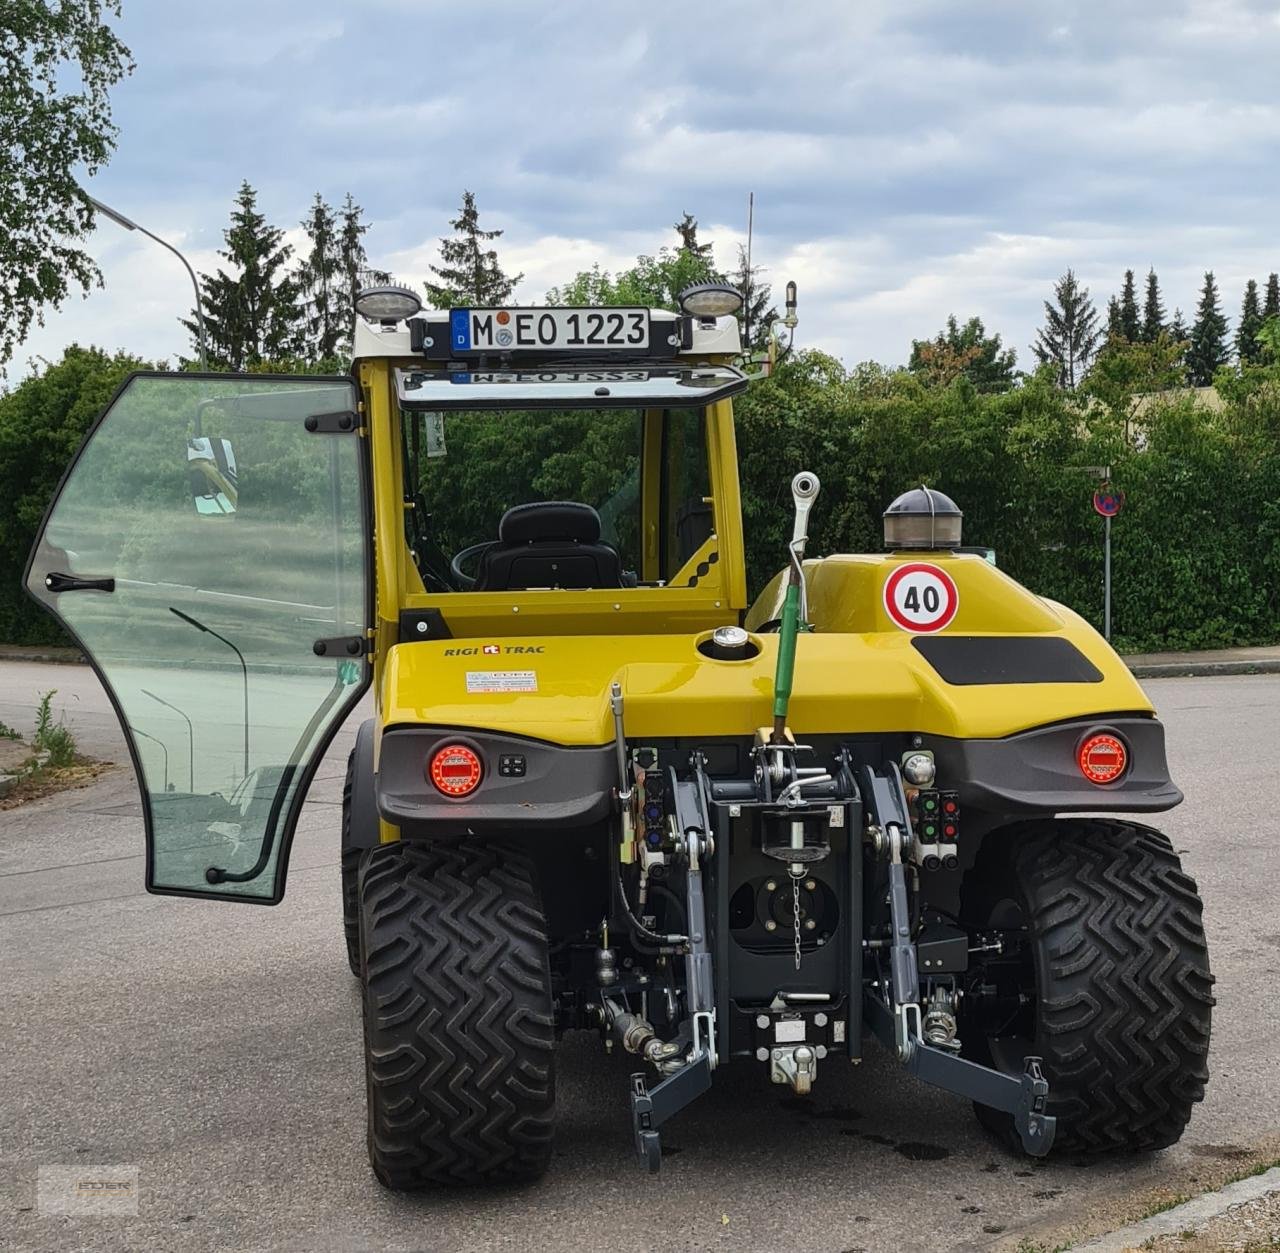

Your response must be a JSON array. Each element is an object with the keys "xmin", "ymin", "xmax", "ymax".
[{"xmin": 864, "ymin": 997, "xmax": 1055, "ymax": 1155}]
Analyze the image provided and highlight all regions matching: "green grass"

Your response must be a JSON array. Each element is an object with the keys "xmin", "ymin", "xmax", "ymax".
[
  {"xmin": 31, "ymin": 689, "xmax": 77, "ymax": 768},
  {"xmin": 1140, "ymin": 1193, "xmax": 1193, "ymax": 1220}
]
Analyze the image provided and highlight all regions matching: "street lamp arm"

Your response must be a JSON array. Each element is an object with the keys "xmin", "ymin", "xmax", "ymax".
[{"xmin": 85, "ymin": 193, "xmax": 209, "ymax": 371}]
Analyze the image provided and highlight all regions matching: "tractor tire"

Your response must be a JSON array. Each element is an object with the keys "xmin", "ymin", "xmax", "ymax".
[
  {"xmin": 359, "ymin": 839, "xmax": 556, "ymax": 1188},
  {"xmin": 340, "ymin": 748, "xmax": 361, "ymax": 976},
  {"xmin": 960, "ymin": 819, "xmax": 1213, "ymax": 1155}
]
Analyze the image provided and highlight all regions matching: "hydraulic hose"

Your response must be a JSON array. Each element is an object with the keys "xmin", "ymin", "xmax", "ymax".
[{"xmin": 611, "ymin": 848, "xmax": 686, "ymax": 950}]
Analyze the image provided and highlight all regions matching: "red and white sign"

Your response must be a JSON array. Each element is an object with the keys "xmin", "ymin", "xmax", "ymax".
[
  {"xmin": 1078, "ymin": 733, "xmax": 1127, "ymax": 784},
  {"xmin": 883, "ymin": 563, "xmax": 959, "ymax": 633}
]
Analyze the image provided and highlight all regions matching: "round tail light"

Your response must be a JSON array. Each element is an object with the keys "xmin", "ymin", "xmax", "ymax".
[
  {"xmin": 1078, "ymin": 733, "xmax": 1127, "ymax": 785},
  {"xmin": 429, "ymin": 744, "xmax": 483, "ymax": 797}
]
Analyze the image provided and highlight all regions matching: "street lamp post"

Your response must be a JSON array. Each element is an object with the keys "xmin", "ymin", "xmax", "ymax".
[{"xmin": 86, "ymin": 194, "xmax": 208, "ymax": 371}]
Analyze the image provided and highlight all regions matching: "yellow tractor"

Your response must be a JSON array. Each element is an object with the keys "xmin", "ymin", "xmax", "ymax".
[{"xmin": 25, "ymin": 281, "xmax": 1212, "ymax": 1185}]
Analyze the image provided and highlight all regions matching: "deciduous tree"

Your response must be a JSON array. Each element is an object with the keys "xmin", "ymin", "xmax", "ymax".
[
  {"xmin": 909, "ymin": 315, "xmax": 1017, "ymax": 392},
  {"xmin": 0, "ymin": 1, "xmax": 133, "ymax": 370}
]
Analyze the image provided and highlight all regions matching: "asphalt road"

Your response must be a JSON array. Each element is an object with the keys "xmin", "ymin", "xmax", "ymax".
[{"xmin": 2, "ymin": 661, "xmax": 1278, "ymax": 1252}]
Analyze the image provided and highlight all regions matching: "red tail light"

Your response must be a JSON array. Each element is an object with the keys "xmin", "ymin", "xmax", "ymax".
[
  {"xmin": 429, "ymin": 744, "xmax": 483, "ymax": 797},
  {"xmin": 1078, "ymin": 733, "xmax": 1127, "ymax": 785}
]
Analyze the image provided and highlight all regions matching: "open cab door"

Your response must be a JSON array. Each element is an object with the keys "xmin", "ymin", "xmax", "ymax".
[{"xmin": 24, "ymin": 373, "xmax": 370, "ymax": 903}]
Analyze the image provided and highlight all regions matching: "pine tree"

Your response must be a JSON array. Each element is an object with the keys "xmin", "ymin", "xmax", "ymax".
[
  {"xmin": 424, "ymin": 191, "xmax": 522, "ymax": 308},
  {"xmin": 1119, "ymin": 269, "xmax": 1141, "ymax": 341},
  {"xmin": 1106, "ymin": 296, "xmax": 1124, "ymax": 341},
  {"xmin": 1168, "ymin": 307, "xmax": 1190, "ymax": 356},
  {"xmin": 298, "ymin": 194, "xmax": 341, "ymax": 363},
  {"xmin": 1185, "ymin": 271, "xmax": 1230, "ymax": 385},
  {"xmin": 1032, "ymin": 269, "xmax": 1101, "ymax": 389},
  {"xmin": 185, "ymin": 181, "xmax": 301, "ymax": 369},
  {"xmin": 1236, "ymin": 279, "xmax": 1263, "ymax": 366},
  {"xmin": 674, "ymin": 212, "xmax": 714, "ymax": 262},
  {"xmin": 1141, "ymin": 268, "xmax": 1166, "ymax": 342},
  {"xmin": 1264, "ymin": 273, "xmax": 1280, "ymax": 322},
  {"xmin": 731, "ymin": 243, "xmax": 776, "ymax": 353},
  {"xmin": 335, "ymin": 194, "xmax": 388, "ymax": 353}
]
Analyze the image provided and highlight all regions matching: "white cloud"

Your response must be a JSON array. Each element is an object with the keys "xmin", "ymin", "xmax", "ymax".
[{"xmin": 10, "ymin": 0, "xmax": 1280, "ymax": 380}]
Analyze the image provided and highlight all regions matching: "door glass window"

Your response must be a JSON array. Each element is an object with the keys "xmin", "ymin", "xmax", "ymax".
[{"xmin": 26, "ymin": 375, "xmax": 368, "ymax": 902}]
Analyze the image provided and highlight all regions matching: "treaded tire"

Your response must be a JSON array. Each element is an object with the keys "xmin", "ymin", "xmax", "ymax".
[
  {"xmin": 961, "ymin": 819, "xmax": 1213, "ymax": 1155},
  {"xmin": 340, "ymin": 748, "xmax": 361, "ymax": 976},
  {"xmin": 360, "ymin": 840, "xmax": 556, "ymax": 1188}
]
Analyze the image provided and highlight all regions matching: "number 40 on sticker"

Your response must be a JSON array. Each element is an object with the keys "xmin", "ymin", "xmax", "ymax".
[{"xmin": 883, "ymin": 563, "xmax": 959, "ymax": 633}]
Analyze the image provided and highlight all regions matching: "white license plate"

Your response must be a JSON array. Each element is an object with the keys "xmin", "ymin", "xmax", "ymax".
[{"xmin": 450, "ymin": 307, "xmax": 650, "ymax": 352}]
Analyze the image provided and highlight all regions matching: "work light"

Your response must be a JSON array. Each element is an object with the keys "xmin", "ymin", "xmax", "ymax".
[
  {"xmin": 677, "ymin": 282, "xmax": 744, "ymax": 318},
  {"xmin": 354, "ymin": 283, "xmax": 423, "ymax": 322}
]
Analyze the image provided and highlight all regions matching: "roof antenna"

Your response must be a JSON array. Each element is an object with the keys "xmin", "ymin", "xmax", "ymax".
[{"xmin": 743, "ymin": 191, "xmax": 754, "ymax": 354}]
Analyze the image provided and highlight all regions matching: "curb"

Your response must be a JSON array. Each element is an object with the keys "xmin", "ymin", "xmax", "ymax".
[
  {"xmin": 0, "ymin": 649, "xmax": 86, "ymax": 665},
  {"xmin": 1070, "ymin": 1165, "xmax": 1280, "ymax": 1251},
  {"xmin": 1126, "ymin": 659, "xmax": 1280, "ymax": 678}
]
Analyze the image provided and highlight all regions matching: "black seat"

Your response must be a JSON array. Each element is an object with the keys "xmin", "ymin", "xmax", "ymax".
[{"xmin": 474, "ymin": 501, "xmax": 626, "ymax": 591}]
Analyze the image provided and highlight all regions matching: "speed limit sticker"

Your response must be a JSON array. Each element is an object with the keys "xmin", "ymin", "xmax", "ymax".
[{"xmin": 883, "ymin": 563, "xmax": 959, "ymax": 633}]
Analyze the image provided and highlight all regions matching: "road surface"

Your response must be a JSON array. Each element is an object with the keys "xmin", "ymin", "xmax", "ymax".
[{"xmin": 1, "ymin": 661, "xmax": 1277, "ymax": 1251}]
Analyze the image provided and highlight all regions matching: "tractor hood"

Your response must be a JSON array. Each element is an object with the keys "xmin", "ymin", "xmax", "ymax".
[{"xmin": 381, "ymin": 614, "xmax": 1152, "ymax": 749}]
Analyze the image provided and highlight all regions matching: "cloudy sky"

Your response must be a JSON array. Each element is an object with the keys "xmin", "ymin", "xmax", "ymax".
[{"xmin": 14, "ymin": 0, "xmax": 1280, "ymax": 377}]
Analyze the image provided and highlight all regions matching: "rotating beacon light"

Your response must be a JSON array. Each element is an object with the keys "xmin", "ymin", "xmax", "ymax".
[
  {"xmin": 771, "ymin": 471, "xmax": 821, "ymax": 743},
  {"xmin": 883, "ymin": 485, "xmax": 963, "ymax": 550}
]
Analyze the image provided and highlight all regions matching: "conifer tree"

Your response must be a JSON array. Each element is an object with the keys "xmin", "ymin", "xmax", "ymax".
[
  {"xmin": 299, "ymin": 194, "xmax": 341, "ymax": 362},
  {"xmin": 424, "ymin": 191, "xmax": 522, "ymax": 308},
  {"xmin": 674, "ymin": 212, "xmax": 714, "ymax": 263},
  {"xmin": 731, "ymin": 244, "xmax": 777, "ymax": 353},
  {"xmin": 1185, "ymin": 271, "xmax": 1230, "ymax": 385},
  {"xmin": 1264, "ymin": 273, "xmax": 1280, "ymax": 323},
  {"xmin": 1119, "ymin": 269, "xmax": 1141, "ymax": 341},
  {"xmin": 1141, "ymin": 268, "xmax": 1166, "ymax": 342},
  {"xmin": 185, "ymin": 181, "xmax": 301, "ymax": 369},
  {"xmin": 1168, "ymin": 307, "xmax": 1190, "ymax": 348},
  {"xmin": 1106, "ymin": 296, "xmax": 1124, "ymax": 341},
  {"xmin": 1236, "ymin": 279, "xmax": 1263, "ymax": 366},
  {"xmin": 1032, "ymin": 269, "xmax": 1101, "ymax": 389},
  {"xmin": 335, "ymin": 194, "xmax": 388, "ymax": 353}
]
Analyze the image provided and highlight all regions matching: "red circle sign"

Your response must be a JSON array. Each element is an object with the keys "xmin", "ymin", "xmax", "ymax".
[
  {"xmin": 1093, "ymin": 489, "xmax": 1124, "ymax": 517},
  {"xmin": 883, "ymin": 563, "xmax": 959, "ymax": 633}
]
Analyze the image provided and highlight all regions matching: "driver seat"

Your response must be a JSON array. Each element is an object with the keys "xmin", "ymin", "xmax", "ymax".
[{"xmin": 474, "ymin": 501, "xmax": 626, "ymax": 591}]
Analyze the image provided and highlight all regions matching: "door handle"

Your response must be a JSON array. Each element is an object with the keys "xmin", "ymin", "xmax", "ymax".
[{"xmin": 44, "ymin": 571, "xmax": 115, "ymax": 594}]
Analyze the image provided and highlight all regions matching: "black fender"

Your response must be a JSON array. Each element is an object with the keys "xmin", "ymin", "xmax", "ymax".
[{"xmin": 345, "ymin": 718, "xmax": 382, "ymax": 850}]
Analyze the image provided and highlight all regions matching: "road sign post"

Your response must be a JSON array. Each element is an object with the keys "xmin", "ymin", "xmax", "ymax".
[{"xmin": 1091, "ymin": 473, "xmax": 1124, "ymax": 642}]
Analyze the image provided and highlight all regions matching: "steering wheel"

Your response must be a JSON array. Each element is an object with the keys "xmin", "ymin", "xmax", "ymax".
[{"xmin": 450, "ymin": 541, "xmax": 496, "ymax": 590}]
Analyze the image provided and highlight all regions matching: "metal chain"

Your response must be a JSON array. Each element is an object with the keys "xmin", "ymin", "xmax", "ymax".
[{"xmin": 792, "ymin": 875, "xmax": 802, "ymax": 970}]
